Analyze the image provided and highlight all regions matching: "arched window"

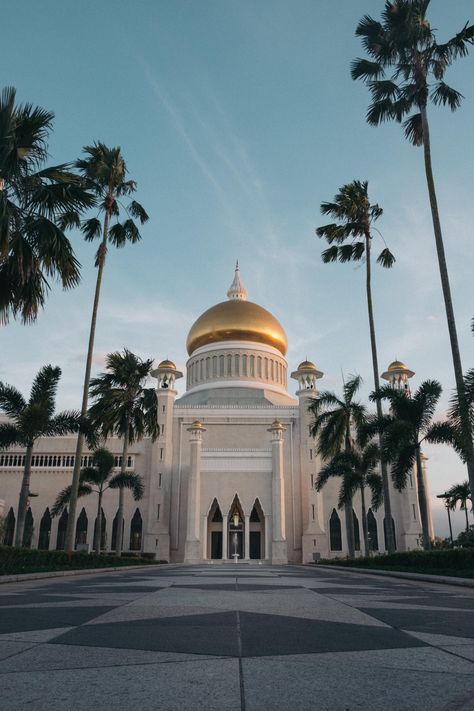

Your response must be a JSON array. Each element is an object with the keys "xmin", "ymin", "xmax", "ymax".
[
  {"xmin": 111, "ymin": 510, "xmax": 124, "ymax": 551},
  {"xmin": 22, "ymin": 508, "xmax": 34, "ymax": 548},
  {"xmin": 234, "ymin": 354, "xmax": 240, "ymax": 376},
  {"xmin": 56, "ymin": 508, "xmax": 68, "ymax": 550},
  {"xmin": 329, "ymin": 509, "xmax": 342, "ymax": 551},
  {"xmin": 75, "ymin": 508, "xmax": 88, "ymax": 547},
  {"xmin": 242, "ymin": 354, "xmax": 248, "ymax": 376},
  {"xmin": 271, "ymin": 360, "xmax": 274, "ymax": 380},
  {"xmin": 384, "ymin": 516, "xmax": 397, "ymax": 551},
  {"xmin": 367, "ymin": 508, "xmax": 379, "ymax": 551},
  {"xmin": 205, "ymin": 357, "xmax": 210, "ymax": 378},
  {"xmin": 3, "ymin": 507, "xmax": 15, "ymax": 546},
  {"xmin": 264, "ymin": 358, "xmax": 268, "ymax": 379},
  {"xmin": 219, "ymin": 355, "xmax": 225, "ymax": 376},
  {"xmin": 257, "ymin": 357, "xmax": 262, "ymax": 377},
  {"xmin": 227, "ymin": 354, "xmax": 232, "ymax": 376},
  {"xmin": 250, "ymin": 355, "xmax": 255, "ymax": 376},
  {"xmin": 94, "ymin": 508, "xmax": 107, "ymax": 550},
  {"xmin": 38, "ymin": 508, "xmax": 52, "ymax": 550},
  {"xmin": 130, "ymin": 508, "xmax": 143, "ymax": 551},
  {"xmin": 212, "ymin": 356, "xmax": 217, "ymax": 377},
  {"xmin": 353, "ymin": 510, "xmax": 360, "ymax": 551},
  {"xmin": 250, "ymin": 505, "xmax": 261, "ymax": 522}
]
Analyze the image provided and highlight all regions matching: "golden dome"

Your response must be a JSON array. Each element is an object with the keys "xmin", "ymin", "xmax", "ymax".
[
  {"xmin": 186, "ymin": 300, "xmax": 288, "ymax": 356},
  {"xmin": 387, "ymin": 360, "xmax": 408, "ymax": 371},
  {"xmin": 157, "ymin": 359, "xmax": 176, "ymax": 370},
  {"xmin": 298, "ymin": 360, "xmax": 317, "ymax": 370}
]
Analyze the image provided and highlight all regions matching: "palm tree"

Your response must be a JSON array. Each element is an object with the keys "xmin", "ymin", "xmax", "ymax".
[
  {"xmin": 366, "ymin": 379, "xmax": 444, "ymax": 550},
  {"xmin": 0, "ymin": 365, "xmax": 81, "ymax": 545},
  {"xmin": 446, "ymin": 481, "xmax": 471, "ymax": 533},
  {"xmin": 51, "ymin": 447, "xmax": 144, "ymax": 554},
  {"xmin": 309, "ymin": 375, "xmax": 366, "ymax": 557},
  {"xmin": 316, "ymin": 180, "xmax": 396, "ymax": 552},
  {"xmin": 316, "ymin": 443, "xmax": 383, "ymax": 556},
  {"xmin": 65, "ymin": 144, "xmax": 149, "ymax": 553},
  {"xmin": 351, "ymin": 0, "xmax": 474, "ymax": 503},
  {"xmin": 436, "ymin": 492, "xmax": 454, "ymax": 546},
  {"xmin": 0, "ymin": 86, "xmax": 95, "ymax": 324},
  {"xmin": 87, "ymin": 349, "xmax": 158, "ymax": 556}
]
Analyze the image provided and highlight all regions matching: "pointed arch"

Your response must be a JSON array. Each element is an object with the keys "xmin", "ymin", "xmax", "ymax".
[
  {"xmin": 207, "ymin": 498, "xmax": 223, "ymax": 559},
  {"xmin": 111, "ymin": 509, "xmax": 124, "ymax": 551},
  {"xmin": 353, "ymin": 510, "xmax": 360, "ymax": 551},
  {"xmin": 3, "ymin": 507, "xmax": 15, "ymax": 546},
  {"xmin": 329, "ymin": 508, "xmax": 342, "ymax": 551},
  {"xmin": 75, "ymin": 507, "xmax": 88, "ymax": 547},
  {"xmin": 56, "ymin": 508, "xmax": 68, "ymax": 550},
  {"xmin": 130, "ymin": 508, "xmax": 143, "ymax": 551},
  {"xmin": 384, "ymin": 516, "xmax": 396, "ymax": 551},
  {"xmin": 249, "ymin": 498, "xmax": 265, "ymax": 560},
  {"xmin": 94, "ymin": 508, "xmax": 107, "ymax": 550},
  {"xmin": 22, "ymin": 507, "xmax": 34, "ymax": 548},
  {"xmin": 367, "ymin": 508, "xmax": 379, "ymax": 551},
  {"xmin": 228, "ymin": 494, "xmax": 244, "ymax": 559},
  {"xmin": 38, "ymin": 508, "xmax": 52, "ymax": 550}
]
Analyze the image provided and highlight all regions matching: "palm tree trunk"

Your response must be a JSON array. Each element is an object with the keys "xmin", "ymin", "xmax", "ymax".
[
  {"xmin": 344, "ymin": 427, "xmax": 355, "ymax": 557},
  {"xmin": 420, "ymin": 105, "xmax": 474, "ymax": 499},
  {"xmin": 446, "ymin": 505, "xmax": 453, "ymax": 546},
  {"xmin": 464, "ymin": 503, "xmax": 469, "ymax": 533},
  {"xmin": 415, "ymin": 446, "xmax": 431, "ymax": 550},
  {"xmin": 115, "ymin": 424, "xmax": 130, "ymax": 557},
  {"xmin": 360, "ymin": 484, "xmax": 369, "ymax": 556},
  {"xmin": 95, "ymin": 489, "xmax": 103, "ymax": 554},
  {"xmin": 365, "ymin": 234, "xmax": 395, "ymax": 554},
  {"xmin": 14, "ymin": 444, "xmax": 33, "ymax": 546},
  {"xmin": 65, "ymin": 205, "xmax": 112, "ymax": 554}
]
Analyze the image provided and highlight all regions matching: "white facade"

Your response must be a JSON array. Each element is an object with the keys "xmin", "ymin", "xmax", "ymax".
[{"xmin": 0, "ymin": 268, "xmax": 424, "ymax": 561}]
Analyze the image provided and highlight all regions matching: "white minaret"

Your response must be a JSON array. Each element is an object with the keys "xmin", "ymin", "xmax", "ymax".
[{"xmin": 381, "ymin": 360, "xmax": 415, "ymax": 395}]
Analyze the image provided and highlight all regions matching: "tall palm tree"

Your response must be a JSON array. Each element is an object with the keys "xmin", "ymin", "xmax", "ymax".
[
  {"xmin": 51, "ymin": 447, "xmax": 144, "ymax": 554},
  {"xmin": 316, "ymin": 443, "xmax": 383, "ymax": 556},
  {"xmin": 446, "ymin": 481, "xmax": 471, "ymax": 533},
  {"xmin": 65, "ymin": 145, "xmax": 149, "ymax": 553},
  {"xmin": 0, "ymin": 86, "xmax": 95, "ymax": 324},
  {"xmin": 309, "ymin": 374, "xmax": 366, "ymax": 557},
  {"xmin": 366, "ymin": 379, "xmax": 444, "ymax": 550},
  {"xmin": 0, "ymin": 365, "xmax": 81, "ymax": 545},
  {"xmin": 316, "ymin": 180, "xmax": 396, "ymax": 552},
  {"xmin": 351, "ymin": 0, "xmax": 474, "ymax": 502},
  {"xmin": 87, "ymin": 349, "xmax": 158, "ymax": 556}
]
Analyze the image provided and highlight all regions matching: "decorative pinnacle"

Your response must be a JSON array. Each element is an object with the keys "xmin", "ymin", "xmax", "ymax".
[{"xmin": 227, "ymin": 261, "xmax": 248, "ymax": 301}]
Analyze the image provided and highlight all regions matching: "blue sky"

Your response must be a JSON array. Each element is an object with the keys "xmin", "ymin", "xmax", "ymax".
[{"xmin": 2, "ymin": 0, "xmax": 473, "ymax": 537}]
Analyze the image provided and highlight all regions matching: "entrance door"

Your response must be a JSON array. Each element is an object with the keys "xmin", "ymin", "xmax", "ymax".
[
  {"xmin": 249, "ymin": 531, "xmax": 261, "ymax": 559},
  {"xmin": 211, "ymin": 531, "xmax": 223, "ymax": 559}
]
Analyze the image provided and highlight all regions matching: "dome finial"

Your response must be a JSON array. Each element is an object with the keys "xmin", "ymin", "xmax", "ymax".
[{"xmin": 227, "ymin": 261, "xmax": 248, "ymax": 301}]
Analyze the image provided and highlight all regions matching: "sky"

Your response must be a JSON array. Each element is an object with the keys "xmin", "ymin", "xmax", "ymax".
[{"xmin": 1, "ymin": 0, "xmax": 473, "ymax": 538}]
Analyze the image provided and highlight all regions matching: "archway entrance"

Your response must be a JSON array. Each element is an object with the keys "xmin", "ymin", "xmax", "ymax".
[
  {"xmin": 207, "ymin": 499, "xmax": 223, "ymax": 559},
  {"xmin": 249, "ymin": 500, "xmax": 265, "ymax": 559},
  {"xmin": 228, "ymin": 496, "xmax": 244, "ymax": 560}
]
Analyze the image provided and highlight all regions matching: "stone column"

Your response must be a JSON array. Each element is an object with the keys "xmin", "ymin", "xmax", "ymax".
[
  {"xmin": 244, "ymin": 514, "xmax": 250, "ymax": 560},
  {"xmin": 268, "ymin": 419, "xmax": 288, "ymax": 564},
  {"xmin": 184, "ymin": 420, "xmax": 205, "ymax": 563},
  {"xmin": 222, "ymin": 515, "xmax": 228, "ymax": 560},
  {"xmin": 264, "ymin": 515, "xmax": 270, "ymax": 560}
]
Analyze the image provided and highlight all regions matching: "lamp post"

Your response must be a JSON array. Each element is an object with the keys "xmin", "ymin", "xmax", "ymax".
[
  {"xmin": 232, "ymin": 511, "xmax": 240, "ymax": 563},
  {"xmin": 437, "ymin": 493, "xmax": 453, "ymax": 546}
]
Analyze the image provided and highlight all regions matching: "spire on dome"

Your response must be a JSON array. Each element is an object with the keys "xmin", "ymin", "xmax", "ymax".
[{"xmin": 227, "ymin": 260, "xmax": 248, "ymax": 301}]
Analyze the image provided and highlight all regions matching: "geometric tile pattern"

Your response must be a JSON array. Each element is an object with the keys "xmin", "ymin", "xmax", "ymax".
[{"xmin": 1, "ymin": 564, "xmax": 474, "ymax": 710}]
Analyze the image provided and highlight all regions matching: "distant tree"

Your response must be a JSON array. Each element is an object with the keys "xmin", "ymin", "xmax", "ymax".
[
  {"xmin": 65, "ymin": 144, "xmax": 149, "ymax": 554},
  {"xmin": 446, "ymin": 481, "xmax": 471, "ymax": 533},
  {"xmin": 316, "ymin": 442, "xmax": 383, "ymax": 556},
  {"xmin": 352, "ymin": 0, "xmax": 474, "ymax": 505},
  {"xmin": 309, "ymin": 375, "xmax": 366, "ymax": 557},
  {"xmin": 0, "ymin": 366, "xmax": 81, "ymax": 545},
  {"xmin": 316, "ymin": 180, "xmax": 395, "ymax": 552},
  {"xmin": 0, "ymin": 86, "xmax": 94, "ymax": 324},
  {"xmin": 87, "ymin": 349, "xmax": 158, "ymax": 556},
  {"xmin": 52, "ymin": 447, "xmax": 143, "ymax": 554}
]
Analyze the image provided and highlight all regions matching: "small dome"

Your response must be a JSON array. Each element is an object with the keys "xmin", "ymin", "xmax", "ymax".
[
  {"xmin": 387, "ymin": 360, "xmax": 408, "ymax": 371},
  {"xmin": 157, "ymin": 359, "xmax": 176, "ymax": 370},
  {"xmin": 298, "ymin": 360, "xmax": 317, "ymax": 370}
]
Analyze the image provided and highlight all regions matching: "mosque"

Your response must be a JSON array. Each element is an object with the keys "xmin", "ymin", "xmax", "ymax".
[{"xmin": 0, "ymin": 265, "xmax": 428, "ymax": 562}]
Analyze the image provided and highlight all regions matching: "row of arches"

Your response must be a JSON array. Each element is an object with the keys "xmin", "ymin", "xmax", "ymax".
[
  {"xmin": 329, "ymin": 508, "xmax": 396, "ymax": 552},
  {"xmin": 2, "ymin": 506, "xmax": 144, "ymax": 552},
  {"xmin": 206, "ymin": 496, "xmax": 265, "ymax": 560},
  {"xmin": 188, "ymin": 352, "xmax": 287, "ymax": 388},
  {"xmin": 0, "ymin": 454, "xmax": 134, "ymax": 469}
]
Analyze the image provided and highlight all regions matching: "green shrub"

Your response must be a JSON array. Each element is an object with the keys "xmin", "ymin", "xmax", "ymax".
[
  {"xmin": 317, "ymin": 548, "xmax": 474, "ymax": 577},
  {"xmin": 0, "ymin": 545, "xmax": 159, "ymax": 575}
]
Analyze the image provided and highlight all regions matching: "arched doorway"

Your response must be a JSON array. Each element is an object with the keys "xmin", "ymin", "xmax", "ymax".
[
  {"xmin": 367, "ymin": 508, "xmax": 379, "ymax": 551},
  {"xmin": 249, "ymin": 499, "xmax": 265, "ymax": 559},
  {"xmin": 111, "ymin": 510, "xmax": 124, "ymax": 551},
  {"xmin": 228, "ymin": 496, "xmax": 244, "ymax": 560},
  {"xmin": 353, "ymin": 510, "xmax": 360, "ymax": 551},
  {"xmin": 329, "ymin": 508, "xmax": 342, "ymax": 551},
  {"xmin": 130, "ymin": 508, "xmax": 142, "ymax": 551},
  {"xmin": 75, "ymin": 508, "xmax": 88, "ymax": 548},
  {"xmin": 384, "ymin": 516, "xmax": 396, "ymax": 551},
  {"xmin": 207, "ymin": 499, "xmax": 223, "ymax": 559},
  {"xmin": 22, "ymin": 508, "xmax": 34, "ymax": 548},
  {"xmin": 38, "ymin": 508, "xmax": 52, "ymax": 550},
  {"xmin": 3, "ymin": 507, "xmax": 15, "ymax": 546},
  {"xmin": 56, "ymin": 508, "xmax": 68, "ymax": 550},
  {"xmin": 94, "ymin": 508, "xmax": 107, "ymax": 551}
]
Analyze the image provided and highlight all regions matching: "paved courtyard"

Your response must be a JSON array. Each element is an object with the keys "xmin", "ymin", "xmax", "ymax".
[{"xmin": 1, "ymin": 564, "xmax": 474, "ymax": 710}]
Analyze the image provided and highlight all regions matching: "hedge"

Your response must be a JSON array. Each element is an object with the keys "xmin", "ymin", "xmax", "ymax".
[
  {"xmin": 318, "ymin": 548, "xmax": 474, "ymax": 578},
  {"xmin": 0, "ymin": 545, "xmax": 161, "ymax": 576}
]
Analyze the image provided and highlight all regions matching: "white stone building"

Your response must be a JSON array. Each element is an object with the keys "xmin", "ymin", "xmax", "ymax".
[{"xmin": 0, "ymin": 265, "xmax": 427, "ymax": 562}]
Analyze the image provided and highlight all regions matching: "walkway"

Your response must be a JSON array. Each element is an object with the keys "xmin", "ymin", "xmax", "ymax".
[{"xmin": 1, "ymin": 564, "xmax": 474, "ymax": 710}]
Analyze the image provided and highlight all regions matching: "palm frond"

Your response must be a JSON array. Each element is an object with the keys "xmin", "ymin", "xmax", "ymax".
[
  {"xmin": 430, "ymin": 82, "xmax": 463, "ymax": 111},
  {"xmin": 376, "ymin": 247, "xmax": 396, "ymax": 268},
  {"xmin": 128, "ymin": 200, "xmax": 149, "ymax": 224},
  {"xmin": 0, "ymin": 423, "xmax": 21, "ymax": 448},
  {"xmin": 0, "ymin": 382, "xmax": 26, "ymax": 417},
  {"xmin": 51, "ymin": 482, "xmax": 92, "ymax": 517},
  {"xmin": 351, "ymin": 58, "xmax": 385, "ymax": 81},
  {"xmin": 109, "ymin": 471, "xmax": 144, "ymax": 500}
]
